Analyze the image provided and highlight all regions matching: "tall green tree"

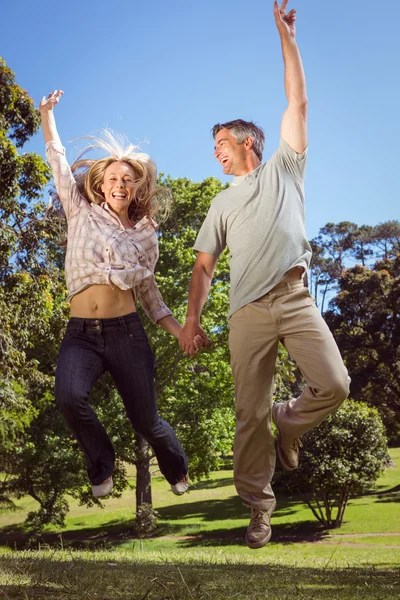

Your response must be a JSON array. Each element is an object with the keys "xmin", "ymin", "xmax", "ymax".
[
  {"xmin": 324, "ymin": 257, "xmax": 400, "ymax": 443},
  {"xmin": 372, "ymin": 221, "xmax": 400, "ymax": 260},
  {"xmin": 0, "ymin": 60, "xmax": 297, "ymax": 529},
  {"xmin": 309, "ymin": 222, "xmax": 358, "ymax": 312},
  {"xmin": 0, "ymin": 57, "xmax": 54, "ymax": 461},
  {"xmin": 0, "ymin": 58, "xmax": 80, "ymax": 520},
  {"xmin": 310, "ymin": 220, "xmax": 400, "ymax": 311}
]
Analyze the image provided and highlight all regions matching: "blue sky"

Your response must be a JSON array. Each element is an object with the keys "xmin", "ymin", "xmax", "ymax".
[{"xmin": 2, "ymin": 0, "xmax": 399, "ymax": 239}]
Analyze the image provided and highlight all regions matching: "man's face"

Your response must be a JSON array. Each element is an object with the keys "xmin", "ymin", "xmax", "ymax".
[{"xmin": 213, "ymin": 128, "xmax": 248, "ymax": 176}]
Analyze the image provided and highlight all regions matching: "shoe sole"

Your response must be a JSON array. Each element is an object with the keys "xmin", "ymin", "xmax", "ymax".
[
  {"xmin": 171, "ymin": 486, "xmax": 188, "ymax": 496},
  {"xmin": 92, "ymin": 478, "xmax": 113, "ymax": 498},
  {"xmin": 246, "ymin": 528, "xmax": 272, "ymax": 549},
  {"xmin": 171, "ymin": 477, "xmax": 189, "ymax": 496}
]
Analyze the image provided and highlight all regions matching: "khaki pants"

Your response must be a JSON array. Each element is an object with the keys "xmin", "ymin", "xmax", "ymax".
[{"xmin": 229, "ymin": 279, "xmax": 350, "ymax": 510}]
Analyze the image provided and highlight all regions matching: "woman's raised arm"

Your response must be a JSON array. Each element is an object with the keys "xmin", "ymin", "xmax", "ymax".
[
  {"xmin": 40, "ymin": 90, "xmax": 83, "ymax": 218},
  {"xmin": 40, "ymin": 90, "xmax": 64, "ymax": 145}
]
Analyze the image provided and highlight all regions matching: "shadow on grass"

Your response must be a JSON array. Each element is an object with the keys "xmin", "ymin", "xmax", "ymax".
[
  {"xmin": 0, "ymin": 518, "xmax": 136, "ymax": 551},
  {"xmin": 1, "ymin": 483, "xmax": 397, "ymax": 552},
  {"xmin": 0, "ymin": 554, "xmax": 399, "ymax": 600},
  {"xmin": 171, "ymin": 521, "xmax": 326, "ymax": 549},
  {"xmin": 158, "ymin": 493, "xmax": 304, "ymax": 521},
  {"xmin": 342, "ymin": 487, "xmax": 400, "ymax": 504},
  {"xmin": 375, "ymin": 495, "xmax": 400, "ymax": 504},
  {"xmin": 190, "ymin": 477, "xmax": 233, "ymax": 490},
  {"xmin": 0, "ymin": 493, "xmax": 328, "ymax": 552}
]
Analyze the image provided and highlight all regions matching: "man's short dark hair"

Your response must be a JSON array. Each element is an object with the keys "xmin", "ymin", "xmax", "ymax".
[{"xmin": 212, "ymin": 119, "xmax": 265, "ymax": 161}]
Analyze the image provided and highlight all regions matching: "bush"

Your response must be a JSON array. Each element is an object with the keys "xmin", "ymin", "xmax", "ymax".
[{"xmin": 274, "ymin": 399, "xmax": 388, "ymax": 528}]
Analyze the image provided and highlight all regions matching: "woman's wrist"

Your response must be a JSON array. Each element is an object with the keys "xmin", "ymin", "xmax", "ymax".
[{"xmin": 157, "ymin": 315, "xmax": 183, "ymax": 338}]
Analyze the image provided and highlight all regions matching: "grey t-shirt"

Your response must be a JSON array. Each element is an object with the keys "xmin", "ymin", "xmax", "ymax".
[{"xmin": 194, "ymin": 137, "xmax": 312, "ymax": 317}]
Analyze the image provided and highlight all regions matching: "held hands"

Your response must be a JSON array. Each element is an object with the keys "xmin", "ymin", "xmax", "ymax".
[
  {"xmin": 179, "ymin": 320, "xmax": 210, "ymax": 358},
  {"xmin": 40, "ymin": 89, "xmax": 64, "ymax": 112},
  {"xmin": 274, "ymin": 0, "xmax": 296, "ymax": 38}
]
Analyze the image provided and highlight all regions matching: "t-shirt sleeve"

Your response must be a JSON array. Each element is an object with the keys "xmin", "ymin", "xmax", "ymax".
[
  {"xmin": 45, "ymin": 141, "xmax": 84, "ymax": 220},
  {"xmin": 193, "ymin": 204, "xmax": 226, "ymax": 257},
  {"xmin": 270, "ymin": 137, "xmax": 307, "ymax": 181}
]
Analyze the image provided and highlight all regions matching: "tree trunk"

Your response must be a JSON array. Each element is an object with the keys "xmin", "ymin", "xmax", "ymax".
[
  {"xmin": 305, "ymin": 493, "xmax": 329, "ymax": 527},
  {"xmin": 321, "ymin": 282, "xmax": 329, "ymax": 314},
  {"xmin": 323, "ymin": 491, "xmax": 333, "ymax": 528},
  {"xmin": 335, "ymin": 486, "xmax": 350, "ymax": 527},
  {"xmin": 135, "ymin": 434, "xmax": 152, "ymax": 512}
]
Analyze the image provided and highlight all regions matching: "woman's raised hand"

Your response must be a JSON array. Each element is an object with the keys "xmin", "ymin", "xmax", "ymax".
[{"xmin": 40, "ymin": 90, "xmax": 64, "ymax": 112}]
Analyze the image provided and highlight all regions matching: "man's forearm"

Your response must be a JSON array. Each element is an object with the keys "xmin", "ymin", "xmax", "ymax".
[
  {"xmin": 186, "ymin": 265, "xmax": 213, "ymax": 323},
  {"xmin": 280, "ymin": 35, "xmax": 307, "ymax": 105}
]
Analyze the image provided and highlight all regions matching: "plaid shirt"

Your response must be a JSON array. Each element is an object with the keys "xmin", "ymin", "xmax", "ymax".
[{"xmin": 46, "ymin": 141, "xmax": 172, "ymax": 323}]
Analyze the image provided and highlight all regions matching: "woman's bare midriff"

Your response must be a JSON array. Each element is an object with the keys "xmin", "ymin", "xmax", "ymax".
[{"xmin": 70, "ymin": 285, "xmax": 136, "ymax": 319}]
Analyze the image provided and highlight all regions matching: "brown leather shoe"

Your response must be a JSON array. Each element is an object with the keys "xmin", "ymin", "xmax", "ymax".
[
  {"xmin": 273, "ymin": 403, "xmax": 303, "ymax": 471},
  {"xmin": 245, "ymin": 500, "xmax": 277, "ymax": 549}
]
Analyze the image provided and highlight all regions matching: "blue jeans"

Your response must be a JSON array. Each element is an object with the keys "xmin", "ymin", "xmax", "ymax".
[{"xmin": 55, "ymin": 312, "xmax": 188, "ymax": 486}]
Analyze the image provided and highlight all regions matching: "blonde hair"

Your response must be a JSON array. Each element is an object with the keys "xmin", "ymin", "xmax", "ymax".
[{"xmin": 57, "ymin": 130, "xmax": 171, "ymax": 223}]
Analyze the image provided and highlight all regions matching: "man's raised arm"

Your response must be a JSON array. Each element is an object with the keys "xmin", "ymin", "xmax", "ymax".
[{"xmin": 274, "ymin": 0, "xmax": 307, "ymax": 153}]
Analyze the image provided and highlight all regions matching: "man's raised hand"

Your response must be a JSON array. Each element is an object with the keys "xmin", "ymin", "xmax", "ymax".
[{"xmin": 274, "ymin": 1, "xmax": 296, "ymax": 38}]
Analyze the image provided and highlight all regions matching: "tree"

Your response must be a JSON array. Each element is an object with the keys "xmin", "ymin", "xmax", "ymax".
[
  {"xmin": 309, "ymin": 220, "xmax": 400, "ymax": 312},
  {"xmin": 0, "ymin": 57, "xmax": 54, "ymax": 464},
  {"xmin": 0, "ymin": 161, "xmax": 236, "ymax": 528},
  {"xmin": 372, "ymin": 221, "xmax": 400, "ymax": 260},
  {"xmin": 348, "ymin": 225, "xmax": 374, "ymax": 267},
  {"xmin": 135, "ymin": 175, "xmax": 235, "ymax": 503},
  {"xmin": 0, "ymin": 60, "xmax": 297, "ymax": 530},
  {"xmin": 0, "ymin": 58, "xmax": 101, "ymax": 525},
  {"xmin": 324, "ymin": 258, "xmax": 400, "ymax": 443},
  {"xmin": 309, "ymin": 222, "xmax": 358, "ymax": 312},
  {"xmin": 274, "ymin": 400, "xmax": 388, "ymax": 528}
]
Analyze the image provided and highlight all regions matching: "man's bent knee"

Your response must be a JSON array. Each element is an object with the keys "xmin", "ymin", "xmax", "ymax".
[{"xmin": 325, "ymin": 372, "xmax": 350, "ymax": 409}]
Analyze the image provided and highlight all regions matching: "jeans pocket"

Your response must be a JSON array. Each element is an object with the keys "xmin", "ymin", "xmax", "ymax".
[
  {"xmin": 124, "ymin": 319, "xmax": 154, "ymax": 364},
  {"xmin": 126, "ymin": 317, "xmax": 148, "ymax": 343}
]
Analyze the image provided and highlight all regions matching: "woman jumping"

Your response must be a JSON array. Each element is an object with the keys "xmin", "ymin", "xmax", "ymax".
[{"xmin": 40, "ymin": 90, "xmax": 195, "ymax": 498}]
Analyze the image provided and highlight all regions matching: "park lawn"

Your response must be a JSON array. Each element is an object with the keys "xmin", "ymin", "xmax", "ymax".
[
  {"xmin": 332, "ymin": 535, "xmax": 400, "ymax": 547},
  {"xmin": 0, "ymin": 548, "xmax": 399, "ymax": 600},
  {"xmin": 0, "ymin": 450, "xmax": 399, "ymax": 598},
  {"xmin": 0, "ymin": 449, "xmax": 398, "ymax": 555}
]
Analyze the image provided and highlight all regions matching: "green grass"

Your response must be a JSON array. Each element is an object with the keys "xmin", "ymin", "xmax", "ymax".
[
  {"xmin": 0, "ymin": 449, "xmax": 399, "ymax": 598},
  {"xmin": 0, "ymin": 549, "xmax": 399, "ymax": 599},
  {"xmin": 0, "ymin": 449, "xmax": 399, "ymax": 547}
]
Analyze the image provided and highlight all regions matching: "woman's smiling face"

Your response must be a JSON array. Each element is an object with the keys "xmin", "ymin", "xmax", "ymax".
[{"xmin": 101, "ymin": 161, "xmax": 137, "ymax": 214}]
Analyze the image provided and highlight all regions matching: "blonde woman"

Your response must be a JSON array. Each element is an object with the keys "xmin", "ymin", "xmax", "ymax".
[{"xmin": 40, "ymin": 90, "xmax": 196, "ymax": 498}]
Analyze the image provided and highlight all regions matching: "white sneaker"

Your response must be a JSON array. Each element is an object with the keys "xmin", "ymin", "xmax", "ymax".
[
  {"xmin": 92, "ymin": 476, "xmax": 113, "ymax": 498},
  {"xmin": 171, "ymin": 474, "xmax": 189, "ymax": 496}
]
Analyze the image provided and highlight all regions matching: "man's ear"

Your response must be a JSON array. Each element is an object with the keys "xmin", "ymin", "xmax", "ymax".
[{"xmin": 244, "ymin": 136, "xmax": 254, "ymax": 151}]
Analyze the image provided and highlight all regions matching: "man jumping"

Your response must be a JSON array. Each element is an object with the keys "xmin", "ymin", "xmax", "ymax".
[{"xmin": 179, "ymin": 1, "xmax": 350, "ymax": 549}]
